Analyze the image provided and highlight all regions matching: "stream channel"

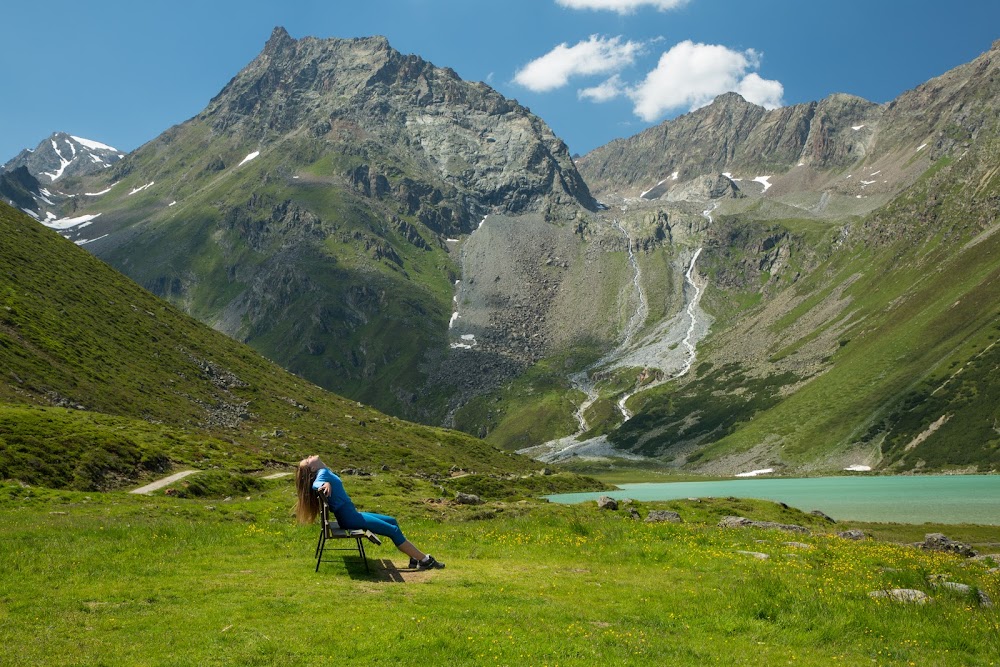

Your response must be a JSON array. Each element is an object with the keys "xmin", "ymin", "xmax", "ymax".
[{"xmin": 519, "ymin": 204, "xmax": 716, "ymax": 462}]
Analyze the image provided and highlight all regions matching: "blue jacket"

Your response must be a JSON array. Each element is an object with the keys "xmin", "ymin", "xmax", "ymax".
[{"xmin": 313, "ymin": 468, "xmax": 366, "ymax": 528}]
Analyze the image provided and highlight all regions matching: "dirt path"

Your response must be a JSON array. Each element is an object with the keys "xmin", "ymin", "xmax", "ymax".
[{"xmin": 130, "ymin": 470, "xmax": 199, "ymax": 494}]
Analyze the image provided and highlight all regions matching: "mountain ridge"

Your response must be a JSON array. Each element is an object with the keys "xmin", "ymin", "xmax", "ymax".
[
  {"xmin": 5, "ymin": 31, "xmax": 1000, "ymax": 476},
  {"xmin": 15, "ymin": 27, "xmax": 603, "ymax": 424}
]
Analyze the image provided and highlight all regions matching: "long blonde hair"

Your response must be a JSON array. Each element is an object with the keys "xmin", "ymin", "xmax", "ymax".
[{"xmin": 294, "ymin": 460, "xmax": 320, "ymax": 524}]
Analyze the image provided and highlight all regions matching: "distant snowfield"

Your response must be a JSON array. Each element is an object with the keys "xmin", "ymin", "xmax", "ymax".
[
  {"xmin": 44, "ymin": 213, "xmax": 102, "ymax": 230},
  {"xmin": 735, "ymin": 468, "xmax": 774, "ymax": 478},
  {"xmin": 723, "ymin": 174, "xmax": 773, "ymax": 193},
  {"xmin": 42, "ymin": 139, "xmax": 73, "ymax": 181},
  {"xmin": 450, "ymin": 334, "xmax": 477, "ymax": 350},
  {"xmin": 238, "ymin": 151, "xmax": 260, "ymax": 166},
  {"xmin": 70, "ymin": 135, "xmax": 118, "ymax": 152},
  {"xmin": 640, "ymin": 179, "xmax": 666, "ymax": 198},
  {"xmin": 129, "ymin": 182, "xmax": 154, "ymax": 195},
  {"xmin": 75, "ymin": 234, "xmax": 109, "ymax": 246},
  {"xmin": 843, "ymin": 464, "xmax": 872, "ymax": 472},
  {"xmin": 639, "ymin": 179, "xmax": 667, "ymax": 198},
  {"xmin": 85, "ymin": 187, "xmax": 113, "ymax": 196}
]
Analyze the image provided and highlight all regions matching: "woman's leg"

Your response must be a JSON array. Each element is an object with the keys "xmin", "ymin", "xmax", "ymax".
[
  {"xmin": 358, "ymin": 512, "xmax": 408, "ymax": 549},
  {"xmin": 358, "ymin": 512, "xmax": 439, "ymax": 566}
]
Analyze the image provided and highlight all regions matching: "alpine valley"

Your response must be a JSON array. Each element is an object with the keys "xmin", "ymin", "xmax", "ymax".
[{"xmin": 4, "ymin": 28, "xmax": 1000, "ymax": 478}]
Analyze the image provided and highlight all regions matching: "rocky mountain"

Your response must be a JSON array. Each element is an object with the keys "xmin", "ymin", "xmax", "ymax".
[
  {"xmin": 11, "ymin": 28, "xmax": 1000, "ymax": 476},
  {"xmin": 513, "ymin": 39, "xmax": 1000, "ymax": 474},
  {"xmin": 204, "ymin": 28, "xmax": 595, "ymax": 223},
  {"xmin": 22, "ymin": 28, "xmax": 607, "ymax": 426},
  {"xmin": 1, "ymin": 132, "xmax": 122, "ymax": 220},
  {"xmin": 579, "ymin": 40, "xmax": 1000, "ymax": 208}
]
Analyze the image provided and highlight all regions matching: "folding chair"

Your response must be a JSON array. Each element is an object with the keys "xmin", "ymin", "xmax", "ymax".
[{"xmin": 314, "ymin": 492, "xmax": 381, "ymax": 573}]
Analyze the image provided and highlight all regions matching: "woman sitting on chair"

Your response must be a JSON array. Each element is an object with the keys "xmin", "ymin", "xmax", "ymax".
[{"xmin": 295, "ymin": 455, "xmax": 444, "ymax": 570}]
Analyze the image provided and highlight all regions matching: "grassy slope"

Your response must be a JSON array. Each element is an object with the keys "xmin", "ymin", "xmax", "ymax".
[
  {"xmin": 1, "ymin": 480, "xmax": 997, "ymax": 666},
  {"xmin": 0, "ymin": 201, "xmax": 543, "ymax": 489},
  {"xmin": 609, "ymin": 136, "xmax": 1000, "ymax": 473},
  {"xmin": 453, "ymin": 349, "xmax": 589, "ymax": 448},
  {"xmin": 73, "ymin": 123, "xmax": 461, "ymax": 422},
  {"xmin": 698, "ymin": 147, "xmax": 1000, "ymax": 470}
]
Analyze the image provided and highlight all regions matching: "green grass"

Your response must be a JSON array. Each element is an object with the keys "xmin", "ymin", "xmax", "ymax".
[
  {"xmin": 455, "ymin": 349, "xmax": 601, "ymax": 450},
  {"xmin": 0, "ymin": 200, "xmax": 553, "ymax": 488},
  {"xmin": 58, "ymin": 121, "xmax": 467, "ymax": 423},
  {"xmin": 1, "ymin": 481, "xmax": 998, "ymax": 666},
  {"xmin": 621, "ymin": 135, "xmax": 1000, "ymax": 473}
]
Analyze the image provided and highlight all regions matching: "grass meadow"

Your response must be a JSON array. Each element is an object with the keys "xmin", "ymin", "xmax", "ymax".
[{"xmin": 1, "ymin": 476, "xmax": 998, "ymax": 666}]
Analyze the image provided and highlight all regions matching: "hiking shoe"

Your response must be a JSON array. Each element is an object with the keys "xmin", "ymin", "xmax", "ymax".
[
  {"xmin": 416, "ymin": 555, "xmax": 445, "ymax": 570},
  {"xmin": 408, "ymin": 557, "xmax": 418, "ymax": 569}
]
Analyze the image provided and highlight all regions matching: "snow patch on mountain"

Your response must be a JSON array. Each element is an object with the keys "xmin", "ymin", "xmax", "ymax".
[
  {"xmin": 44, "ymin": 213, "xmax": 102, "ymax": 230},
  {"xmin": 238, "ymin": 151, "xmax": 260, "ymax": 166},
  {"xmin": 70, "ymin": 136, "xmax": 118, "ymax": 152},
  {"xmin": 735, "ymin": 468, "xmax": 774, "ymax": 477}
]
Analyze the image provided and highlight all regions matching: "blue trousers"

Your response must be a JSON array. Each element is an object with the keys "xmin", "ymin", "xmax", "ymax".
[{"xmin": 337, "ymin": 511, "xmax": 406, "ymax": 546}]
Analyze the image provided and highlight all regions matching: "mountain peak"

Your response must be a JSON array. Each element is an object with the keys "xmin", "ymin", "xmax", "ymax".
[
  {"xmin": 264, "ymin": 26, "xmax": 295, "ymax": 54},
  {"xmin": 202, "ymin": 30, "xmax": 595, "ymax": 215},
  {"xmin": 712, "ymin": 91, "xmax": 754, "ymax": 107},
  {"xmin": 2, "ymin": 131, "xmax": 121, "ymax": 184}
]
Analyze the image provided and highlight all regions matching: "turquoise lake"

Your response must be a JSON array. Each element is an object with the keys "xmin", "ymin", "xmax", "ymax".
[{"xmin": 547, "ymin": 475, "xmax": 1000, "ymax": 525}]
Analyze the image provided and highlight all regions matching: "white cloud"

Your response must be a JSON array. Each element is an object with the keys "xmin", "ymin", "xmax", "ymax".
[
  {"xmin": 628, "ymin": 40, "xmax": 784, "ymax": 121},
  {"xmin": 578, "ymin": 75, "xmax": 625, "ymax": 102},
  {"xmin": 735, "ymin": 72, "xmax": 785, "ymax": 109},
  {"xmin": 514, "ymin": 35, "xmax": 642, "ymax": 92},
  {"xmin": 556, "ymin": 0, "xmax": 689, "ymax": 13}
]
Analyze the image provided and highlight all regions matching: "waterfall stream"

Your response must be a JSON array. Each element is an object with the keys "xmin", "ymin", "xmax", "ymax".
[{"xmin": 519, "ymin": 205, "xmax": 714, "ymax": 462}]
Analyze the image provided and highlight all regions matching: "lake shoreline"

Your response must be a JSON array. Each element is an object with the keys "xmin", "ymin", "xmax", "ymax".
[{"xmin": 547, "ymin": 474, "xmax": 1000, "ymax": 525}]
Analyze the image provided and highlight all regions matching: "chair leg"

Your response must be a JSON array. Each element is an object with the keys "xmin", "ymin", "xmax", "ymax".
[
  {"xmin": 356, "ymin": 537, "xmax": 369, "ymax": 573},
  {"xmin": 315, "ymin": 533, "xmax": 326, "ymax": 573}
]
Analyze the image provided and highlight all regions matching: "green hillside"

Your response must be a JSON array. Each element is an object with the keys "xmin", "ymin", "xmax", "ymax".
[
  {"xmin": 610, "ymin": 134, "xmax": 1000, "ymax": 473},
  {"xmin": 76, "ymin": 126, "xmax": 461, "ymax": 423},
  {"xmin": 0, "ymin": 201, "xmax": 545, "ymax": 489}
]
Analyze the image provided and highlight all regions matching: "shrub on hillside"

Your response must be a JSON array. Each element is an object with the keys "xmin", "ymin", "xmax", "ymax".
[{"xmin": 168, "ymin": 470, "xmax": 265, "ymax": 498}]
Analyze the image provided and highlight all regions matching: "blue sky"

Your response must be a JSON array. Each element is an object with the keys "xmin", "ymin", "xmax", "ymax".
[{"xmin": 3, "ymin": 0, "xmax": 999, "ymax": 162}]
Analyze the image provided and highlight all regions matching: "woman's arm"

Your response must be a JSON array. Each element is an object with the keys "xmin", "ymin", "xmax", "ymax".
[{"xmin": 313, "ymin": 468, "xmax": 336, "ymax": 499}]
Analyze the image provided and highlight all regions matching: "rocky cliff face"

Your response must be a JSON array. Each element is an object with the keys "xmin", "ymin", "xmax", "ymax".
[
  {"xmin": 199, "ymin": 27, "xmax": 594, "ymax": 231},
  {"xmin": 0, "ymin": 166, "xmax": 41, "ymax": 212},
  {"xmin": 577, "ymin": 92, "xmax": 885, "ymax": 197},
  {"xmin": 580, "ymin": 40, "xmax": 1000, "ymax": 203},
  {"xmin": 30, "ymin": 27, "xmax": 598, "ymax": 424}
]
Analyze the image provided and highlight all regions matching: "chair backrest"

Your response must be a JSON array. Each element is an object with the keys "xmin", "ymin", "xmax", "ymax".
[{"xmin": 314, "ymin": 492, "xmax": 341, "ymax": 535}]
